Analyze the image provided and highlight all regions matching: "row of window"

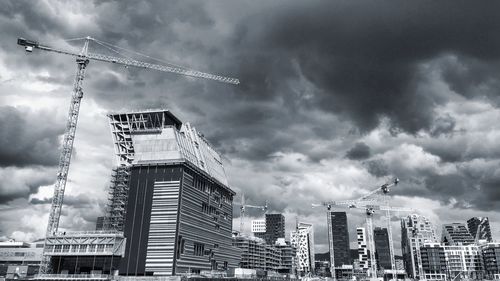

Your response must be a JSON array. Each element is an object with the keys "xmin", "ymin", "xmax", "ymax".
[
  {"xmin": 46, "ymin": 244, "xmax": 113, "ymax": 253},
  {"xmin": 193, "ymin": 242, "xmax": 205, "ymax": 256},
  {"xmin": 201, "ymin": 202, "xmax": 229, "ymax": 218},
  {"xmin": 191, "ymin": 175, "xmax": 232, "ymax": 204}
]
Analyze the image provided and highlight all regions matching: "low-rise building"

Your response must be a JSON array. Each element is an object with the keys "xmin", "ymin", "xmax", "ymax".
[
  {"xmin": 44, "ymin": 231, "xmax": 126, "ymax": 275},
  {"xmin": 232, "ymin": 235, "xmax": 280, "ymax": 272},
  {"xmin": 419, "ymin": 243, "xmax": 484, "ymax": 281},
  {"xmin": 274, "ymin": 238, "xmax": 296, "ymax": 275},
  {"xmin": 0, "ymin": 241, "xmax": 43, "ymax": 278}
]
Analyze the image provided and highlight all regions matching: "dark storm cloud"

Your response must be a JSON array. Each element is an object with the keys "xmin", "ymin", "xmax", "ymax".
[
  {"xmin": 364, "ymin": 159, "xmax": 389, "ymax": 177},
  {"xmin": 0, "ymin": 106, "xmax": 63, "ymax": 167},
  {"xmin": 5, "ymin": 0, "xmax": 500, "ymax": 164},
  {"xmin": 3, "ymin": 0, "xmax": 500, "ymax": 234},
  {"xmin": 345, "ymin": 142, "xmax": 371, "ymax": 160}
]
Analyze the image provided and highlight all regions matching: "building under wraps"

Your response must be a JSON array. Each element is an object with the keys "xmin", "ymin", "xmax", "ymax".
[
  {"xmin": 291, "ymin": 222, "xmax": 314, "ymax": 275},
  {"xmin": 107, "ymin": 110, "xmax": 240, "ymax": 276}
]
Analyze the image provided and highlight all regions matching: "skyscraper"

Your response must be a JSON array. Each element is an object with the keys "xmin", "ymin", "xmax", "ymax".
[
  {"xmin": 373, "ymin": 227, "xmax": 391, "ymax": 270},
  {"xmin": 291, "ymin": 222, "xmax": 315, "ymax": 275},
  {"xmin": 108, "ymin": 110, "xmax": 240, "ymax": 275},
  {"xmin": 401, "ymin": 214, "xmax": 438, "ymax": 279},
  {"xmin": 467, "ymin": 217, "xmax": 492, "ymax": 242},
  {"xmin": 328, "ymin": 211, "xmax": 351, "ymax": 271},
  {"xmin": 265, "ymin": 214, "xmax": 286, "ymax": 245},
  {"xmin": 356, "ymin": 227, "xmax": 370, "ymax": 271},
  {"xmin": 442, "ymin": 223, "xmax": 475, "ymax": 246}
]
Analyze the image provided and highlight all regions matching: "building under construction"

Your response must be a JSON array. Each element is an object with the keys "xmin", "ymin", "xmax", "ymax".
[{"xmin": 106, "ymin": 110, "xmax": 241, "ymax": 276}]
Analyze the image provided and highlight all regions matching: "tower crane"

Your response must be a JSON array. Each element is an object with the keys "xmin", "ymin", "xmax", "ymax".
[
  {"xmin": 363, "ymin": 204, "xmax": 414, "ymax": 280},
  {"xmin": 238, "ymin": 194, "xmax": 268, "ymax": 234},
  {"xmin": 312, "ymin": 178, "xmax": 404, "ymax": 280},
  {"xmin": 359, "ymin": 178, "xmax": 402, "ymax": 276},
  {"xmin": 312, "ymin": 199, "xmax": 376, "ymax": 281},
  {"xmin": 17, "ymin": 36, "xmax": 239, "ymax": 272}
]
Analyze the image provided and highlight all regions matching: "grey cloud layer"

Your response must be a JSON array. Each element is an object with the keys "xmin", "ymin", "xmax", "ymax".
[{"xmin": 1, "ymin": 0, "xmax": 500, "ymax": 242}]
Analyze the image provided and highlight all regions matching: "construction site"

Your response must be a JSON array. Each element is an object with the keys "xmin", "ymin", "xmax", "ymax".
[{"xmin": 1, "ymin": 35, "xmax": 499, "ymax": 281}]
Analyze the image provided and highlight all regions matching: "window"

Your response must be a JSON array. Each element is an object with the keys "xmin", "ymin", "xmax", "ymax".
[
  {"xmin": 202, "ymin": 202, "xmax": 209, "ymax": 214},
  {"xmin": 62, "ymin": 245, "xmax": 70, "ymax": 252},
  {"xmin": 194, "ymin": 243, "xmax": 204, "ymax": 256},
  {"xmin": 97, "ymin": 244, "xmax": 105, "ymax": 252}
]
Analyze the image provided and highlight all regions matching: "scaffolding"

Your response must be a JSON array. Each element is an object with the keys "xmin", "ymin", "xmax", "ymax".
[{"xmin": 103, "ymin": 166, "xmax": 130, "ymax": 232}]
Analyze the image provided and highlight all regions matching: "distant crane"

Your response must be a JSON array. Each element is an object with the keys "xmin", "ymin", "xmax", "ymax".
[
  {"xmin": 363, "ymin": 204, "xmax": 413, "ymax": 280},
  {"xmin": 17, "ymin": 36, "xmax": 239, "ymax": 272},
  {"xmin": 312, "ymin": 178, "xmax": 406, "ymax": 280},
  {"xmin": 312, "ymin": 199, "xmax": 375, "ymax": 281},
  {"xmin": 238, "ymin": 194, "xmax": 268, "ymax": 234}
]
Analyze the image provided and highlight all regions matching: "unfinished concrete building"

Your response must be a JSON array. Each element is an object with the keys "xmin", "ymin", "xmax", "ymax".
[{"xmin": 232, "ymin": 235, "xmax": 280, "ymax": 272}]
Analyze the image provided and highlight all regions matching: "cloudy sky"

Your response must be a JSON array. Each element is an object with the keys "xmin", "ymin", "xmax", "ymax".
[{"xmin": 1, "ymin": 0, "xmax": 500, "ymax": 254}]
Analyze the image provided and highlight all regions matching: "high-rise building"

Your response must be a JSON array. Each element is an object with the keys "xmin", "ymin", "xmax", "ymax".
[
  {"xmin": 356, "ymin": 227, "xmax": 370, "ymax": 271},
  {"xmin": 401, "ymin": 214, "xmax": 438, "ymax": 279},
  {"xmin": 251, "ymin": 219, "xmax": 266, "ymax": 235},
  {"xmin": 108, "ymin": 110, "xmax": 240, "ymax": 275},
  {"xmin": 328, "ymin": 211, "xmax": 351, "ymax": 273},
  {"xmin": 252, "ymin": 214, "xmax": 286, "ymax": 245},
  {"xmin": 291, "ymin": 222, "xmax": 315, "ymax": 275},
  {"xmin": 420, "ymin": 243, "xmax": 447, "ymax": 281},
  {"xmin": 265, "ymin": 214, "xmax": 286, "ymax": 245},
  {"xmin": 442, "ymin": 223, "xmax": 475, "ymax": 246},
  {"xmin": 373, "ymin": 227, "xmax": 391, "ymax": 270},
  {"xmin": 468, "ymin": 217, "xmax": 493, "ymax": 242},
  {"xmin": 481, "ymin": 242, "xmax": 500, "ymax": 279}
]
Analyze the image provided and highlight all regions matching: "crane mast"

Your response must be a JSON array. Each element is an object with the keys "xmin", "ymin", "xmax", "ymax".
[
  {"xmin": 17, "ymin": 36, "xmax": 239, "ymax": 273},
  {"xmin": 46, "ymin": 39, "xmax": 90, "ymax": 237}
]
